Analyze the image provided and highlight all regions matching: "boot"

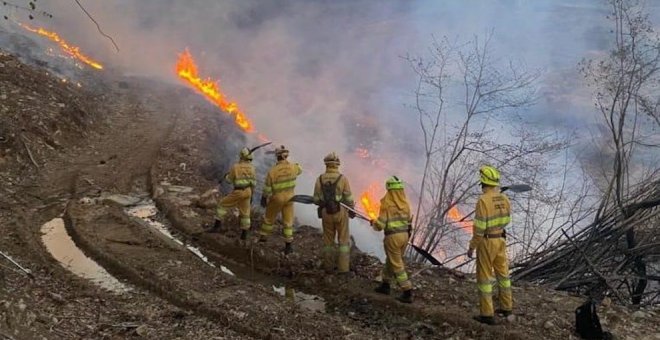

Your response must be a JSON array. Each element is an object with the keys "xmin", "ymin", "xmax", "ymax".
[
  {"xmin": 206, "ymin": 219, "xmax": 222, "ymax": 233},
  {"xmin": 495, "ymin": 308, "xmax": 512, "ymax": 317},
  {"xmin": 283, "ymin": 242, "xmax": 293, "ymax": 255},
  {"xmin": 258, "ymin": 234, "xmax": 268, "ymax": 243},
  {"xmin": 473, "ymin": 315, "xmax": 496, "ymax": 325},
  {"xmin": 397, "ymin": 289, "xmax": 413, "ymax": 303},
  {"xmin": 240, "ymin": 230, "xmax": 249, "ymax": 240},
  {"xmin": 374, "ymin": 282, "xmax": 391, "ymax": 295}
]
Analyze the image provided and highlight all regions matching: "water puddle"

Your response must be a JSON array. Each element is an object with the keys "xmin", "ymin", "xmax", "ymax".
[
  {"xmin": 273, "ymin": 285, "xmax": 326, "ymax": 312},
  {"xmin": 41, "ymin": 218, "xmax": 130, "ymax": 293},
  {"xmin": 125, "ymin": 201, "xmax": 235, "ymax": 276}
]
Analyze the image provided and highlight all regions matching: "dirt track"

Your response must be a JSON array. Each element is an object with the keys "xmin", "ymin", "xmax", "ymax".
[{"xmin": 1, "ymin": 52, "xmax": 659, "ymax": 339}]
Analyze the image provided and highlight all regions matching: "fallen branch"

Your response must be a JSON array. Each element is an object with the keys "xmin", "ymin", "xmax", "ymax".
[{"xmin": 20, "ymin": 135, "xmax": 38, "ymax": 169}]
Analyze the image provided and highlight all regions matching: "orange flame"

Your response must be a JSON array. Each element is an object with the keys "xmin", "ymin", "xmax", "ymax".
[
  {"xmin": 175, "ymin": 49, "xmax": 253, "ymax": 132},
  {"xmin": 360, "ymin": 182, "xmax": 381, "ymax": 220},
  {"xmin": 20, "ymin": 24, "xmax": 103, "ymax": 70},
  {"xmin": 447, "ymin": 205, "xmax": 472, "ymax": 234}
]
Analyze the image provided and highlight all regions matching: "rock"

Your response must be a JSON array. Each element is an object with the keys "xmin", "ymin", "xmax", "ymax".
[
  {"xmin": 153, "ymin": 185, "xmax": 165, "ymax": 199},
  {"xmin": 506, "ymin": 314, "xmax": 516, "ymax": 323},
  {"xmin": 601, "ymin": 297, "xmax": 612, "ymax": 307},
  {"xmin": 166, "ymin": 185, "xmax": 194, "ymax": 194},
  {"xmin": 631, "ymin": 310, "xmax": 646, "ymax": 319},
  {"xmin": 135, "ymin": 325, "xmax": 148, "ymax": 337},
  {"xmin": 57, "ymin": 103, "xmax": 66, "ymax": 108},
  {"xmin": 48, "ymin": 292, "xmax": 65, "ymax": 304},
  {"xmin": 78, "ymin": 197, "xmax": 95, "ymax": 205},
  {"xmin": 230, "ymin": 310, "xmax": 247, "ymax": 320},
  {"xmin": 102, "ymin": 194, "xmax": 141, "ymax": 206},
  {"xmin": 543, "ymin": 320, "xmax": 554, "ymax": 329},
  {"xmin": 461, "ymin": 301, "xmax": 471, "ymax": 308},
  {"xmin": 18, "ymin": 302, "xmax": 27, "ymax": 312}
]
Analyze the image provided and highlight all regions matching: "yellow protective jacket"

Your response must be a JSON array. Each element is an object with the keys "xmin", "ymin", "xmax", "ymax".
[
  {"xmin": 262, "ymin": 160, "xmax": 302, "ymax": 199},
  {"xmin": 373, "ymin": 190, "xmax": 412, "ymax": 234},
  {"xmin": 469, "ymin": 186, "xmax": 511, "ymax": 250},
  {"xmin": 225, "ymin": 160, "xmax": 256, "ymax": 189},
  {"xmin": 312, "ymin": 167, "xmax": 354, "ymax": 208}
]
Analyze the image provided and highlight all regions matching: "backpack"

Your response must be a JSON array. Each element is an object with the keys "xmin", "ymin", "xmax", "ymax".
[
  {"xmin": 575, "ymin": 299, "xmax": 612, "ymax": 339},
  {"xmin": 320, "ymin": 174, "xmax": 342, "ymax": 215}
]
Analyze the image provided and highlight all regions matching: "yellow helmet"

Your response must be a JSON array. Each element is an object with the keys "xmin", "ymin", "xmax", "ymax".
[
  {"xmin": 479, "ymin": 165, "xmax": 500, "ymax": 186},
  {"xmin": 323, "ymin": 152, "xmax": 340, "ymax": 166},
  {"xmin": 386, "ymin": 176, "xmax": 404, "ymax": 190},
  {"xmin": 275, "ymin": 145, "xmax": 289, "ymax": 158},
  {"xmin": 239, "ymin": 147, "xmax": 253, "ymax": 161}
]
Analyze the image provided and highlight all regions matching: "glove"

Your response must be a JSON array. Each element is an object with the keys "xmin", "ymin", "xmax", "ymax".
[
  {"xmin": 467, "ymin": 248, "xmax": 474, "ymax": 259},
  {"xmin": 260, "ymin": 196, "xmax": 267, "ymax": 208},
  {"xmin": 348, "ymin": 210, "xmax": 356, "ymax": 219}
]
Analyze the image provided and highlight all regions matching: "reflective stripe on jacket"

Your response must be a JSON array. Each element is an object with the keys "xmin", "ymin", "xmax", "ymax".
[
  {"xmin": 469, "ymin": 186, "xmax": 511, "ymax": 250},
  {"xmin": 226, "ymin": 161, "xmax": 256, "ymax": 188},
  {"xmin": 262, "ymin": 160, "xmax": 302, "ymax": 197},
  {"xmin": 373, "ymin": 191, "xmax": 412, "ymax": 232}
]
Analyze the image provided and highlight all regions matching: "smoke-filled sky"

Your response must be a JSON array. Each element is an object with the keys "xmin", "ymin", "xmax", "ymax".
[{"xmin": 2, "ymin": 0, "xmax": 660, "ymax": 257}]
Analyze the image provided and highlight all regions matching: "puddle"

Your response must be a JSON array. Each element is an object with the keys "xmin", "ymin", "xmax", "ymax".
[
  {"xmin": 273, "ymin": 285, "xmax": 326, "ymax": 312},
  {"xmin": 125, "ymin": 201, "xmax": 235, "ymax": 276},
  {"xmin": 41, "ymin": 218, "xmax": 130, "ymax": 293}
]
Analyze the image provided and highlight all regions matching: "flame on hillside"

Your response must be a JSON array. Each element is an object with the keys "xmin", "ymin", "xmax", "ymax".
[
  {"xmin": 20, "ymin": 24, "xmax": 103, "ymax": 70},
  {"xmin": 447, "ymin": 205, "xmax": 472, "ymax": 234},
  {"xmin": 176, "ymin": 49, "xmax": 254, "ymax": 132}
]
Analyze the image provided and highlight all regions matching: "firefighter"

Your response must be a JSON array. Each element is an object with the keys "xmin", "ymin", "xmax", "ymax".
[
  {"xmin": 467, "ymin": 165, "xmax": 513, "ymax": 325},
  {"xmin": 259, "ymin": 145, "xmax": 302, "ymax": 254},
  {"xmin": 313, "ymin": 152, "xmax": 355, "ymax": 274},
  {"xmin": 371, "ymin": 176, "xmax": 413, "ymax": 303},
  {"xmin": 208, "ymin": 147, "xmax": 256, "ymax": 240}
]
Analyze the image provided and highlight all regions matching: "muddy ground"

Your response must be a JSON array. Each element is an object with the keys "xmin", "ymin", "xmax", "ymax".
[{"xmin": 1, "ymin": 51, "xmax": 659, "ymax": 339}]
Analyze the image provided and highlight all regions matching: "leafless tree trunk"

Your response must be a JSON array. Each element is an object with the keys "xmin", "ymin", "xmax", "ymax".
[
  {"xmin": 578, "ymin": 0, "xmax": 660, "ymax": 304},
  {"xmin": 405, "ymin": 31, "xmax": 570, "ymax": 263}
]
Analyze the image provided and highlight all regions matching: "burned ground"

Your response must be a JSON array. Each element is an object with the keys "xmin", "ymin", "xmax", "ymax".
[{"xmin": 0, "ymin": 51, "xmax": 659, "ymax": 339}]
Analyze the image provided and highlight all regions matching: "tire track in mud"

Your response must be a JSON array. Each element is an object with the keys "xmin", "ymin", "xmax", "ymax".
[
  {"xmin": 62, "ymin": 204, "xmax": 266, "ymax": 339},
  {"xmin": 63, "ymin": 201, "xmax": 381, "ymax": 339}
]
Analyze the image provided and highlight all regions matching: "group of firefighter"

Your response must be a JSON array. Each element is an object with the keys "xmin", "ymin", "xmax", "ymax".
[{"xmin": 208, "ymin": 145, "xmax": 513, "ymax": 325}]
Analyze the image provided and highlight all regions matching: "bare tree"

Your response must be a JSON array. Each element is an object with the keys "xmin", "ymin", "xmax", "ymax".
[
  {"xmin": 579, "ymin": 0, "xmax": 660, "ymax": 304},
  {"xmin": 405, "ymin": 32, "xmax": 569, "ymax": 263}
]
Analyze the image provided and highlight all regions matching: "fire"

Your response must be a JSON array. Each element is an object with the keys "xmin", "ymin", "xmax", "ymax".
[
  {"xmin": 360, "ymin": 182, "xmax": 381, "ymax": 220},
  {"xmin": 20, "ymin": 24, "xmax": 103, "ymax": 70},
  {"xmin": 175, "ymin": 49, "xmax": 254, "ymax": 132},
  {"xmin": 447, "ymin": 205, "xmax": 472, "ymax": 234}
]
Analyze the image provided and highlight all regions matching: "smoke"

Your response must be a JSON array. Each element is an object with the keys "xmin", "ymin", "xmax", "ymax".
[{"xmin": 4, "ymin": 0, "xmax": 659, "ymax": 258}]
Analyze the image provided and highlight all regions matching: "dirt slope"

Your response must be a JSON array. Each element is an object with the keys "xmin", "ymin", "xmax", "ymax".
[{"xmin": 0, "ymin": 50, "xmax": 659, "ymax": 340}]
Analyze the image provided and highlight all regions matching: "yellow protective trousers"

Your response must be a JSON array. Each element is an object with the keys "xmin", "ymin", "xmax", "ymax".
[
  {"xmin": 259, "ymin": 192, "xmax": 295, "ymax": 243},
  {"xmin": 216, "ymin": 187, "xmax": 252, "ymax": 230},
  {"xmin": 476, "ymin": 237, "xmax": 512, "ymax": 317},
  {"xmin": 321, "ymin": 209, "xmax": 350, "ymax": 273},
  {"xmin": 382, "ymin": 232, "xmax": 412, "ymax": 291}
]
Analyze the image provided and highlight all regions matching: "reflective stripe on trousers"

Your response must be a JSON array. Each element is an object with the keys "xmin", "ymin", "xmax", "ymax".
[
  {"xmin": 382, "ymin": 232, "xmax": 412, "ymax": 290},
  {"xmin": 321, "ymin": 208, "xmax": 351, "ymax": 272},
  {"xmin": 260, "ymin": 193, "xmax": 295, "ymax": 242},
  {"xmin": 476, "ymin": 238, "xmax": 512, "ymax": 317}
]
